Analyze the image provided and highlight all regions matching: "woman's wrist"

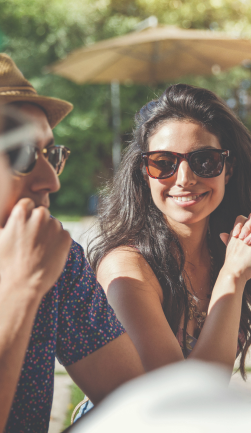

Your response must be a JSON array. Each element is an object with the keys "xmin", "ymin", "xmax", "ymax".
[{"xmin": 219, "ymin": 265, "xmax": 247, "ymax": 290}]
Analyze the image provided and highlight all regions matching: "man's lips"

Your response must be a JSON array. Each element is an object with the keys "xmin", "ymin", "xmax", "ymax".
[{"xmin": 167, "ymin": 191, "xmax": 208, "ymax": 203}]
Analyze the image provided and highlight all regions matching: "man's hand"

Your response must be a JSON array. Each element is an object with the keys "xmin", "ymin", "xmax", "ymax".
[{"xmin": 0, "ymin": 198, "xmax": 71, "ymax": 299}]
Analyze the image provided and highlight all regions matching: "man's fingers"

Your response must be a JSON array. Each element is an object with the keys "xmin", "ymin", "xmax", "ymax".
[
  {"xmin": 58, "ymin": 229, "xmax": 72, "ymax": 257},
  {"xmin": 30, "ymin": 206, "xmax": 50, "ymax": 226},
  {"xmin": 5, "ymin": 198, "xmax": 35, "ymax": 230},
  {"xmin": 14, "ymin": 198, "xmax": 35, "ymax": 214}
]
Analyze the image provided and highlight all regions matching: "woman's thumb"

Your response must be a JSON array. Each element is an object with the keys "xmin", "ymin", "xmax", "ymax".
[{"xmin": 220, "ymin": 233, "xmax": 229, "ymax": 245}]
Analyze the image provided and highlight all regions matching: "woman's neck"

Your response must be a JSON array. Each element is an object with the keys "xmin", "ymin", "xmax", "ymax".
[{"xmin": 166, "ymin": 217, "xmax": 210, "ymax": 266}]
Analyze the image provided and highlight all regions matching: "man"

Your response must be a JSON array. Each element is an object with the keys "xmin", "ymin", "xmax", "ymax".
[
  {"xmin": 0, "ymin": 54, "xmax": 143, "ymax": 433},
  {"xmin": 0, "ymin": 105, "xmax": 72, "ymax": 433}
]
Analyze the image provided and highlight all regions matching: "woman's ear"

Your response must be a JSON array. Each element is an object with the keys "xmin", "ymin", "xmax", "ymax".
[
  {"xmin": 225, "ymin": 157, "xmax": 236, "ymax": 185},
  {"xmin": 140, "ymin": 162, "xmax": 150, "ymax": 187},
  {"xmin": 144, "ymin": 173, "xmax": 150, "ymax": 187}
]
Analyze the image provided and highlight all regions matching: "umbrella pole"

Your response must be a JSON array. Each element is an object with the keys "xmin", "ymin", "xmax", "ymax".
[{"xmin": 111, "ymin": 80, "xmax": 121, "ymax": 173}]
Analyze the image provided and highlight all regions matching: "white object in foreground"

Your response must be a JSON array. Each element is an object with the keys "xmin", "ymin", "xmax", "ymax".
[{"xmin": 70, "ymin": 360, "xmax": 251, "ymax": 433}]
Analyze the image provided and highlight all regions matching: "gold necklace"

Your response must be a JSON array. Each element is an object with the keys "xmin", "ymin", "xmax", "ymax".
[
  {"xmin": 187, "ymin": 246, "xmax": 215, "ymax": 330},
  {"xmin": 188, "ymin": 293, "xmax": 207, "ymax": 329}
]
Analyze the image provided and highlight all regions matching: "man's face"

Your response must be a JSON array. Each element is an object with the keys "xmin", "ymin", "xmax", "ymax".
[{"xmin": 2, "ymin": 103, "xmax": 60, "ymax": 224}]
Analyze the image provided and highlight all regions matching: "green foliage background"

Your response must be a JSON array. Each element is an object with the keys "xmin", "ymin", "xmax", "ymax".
[{"xmin": 1, "ymin": 0, "xmax": 251, "ymax": 215}]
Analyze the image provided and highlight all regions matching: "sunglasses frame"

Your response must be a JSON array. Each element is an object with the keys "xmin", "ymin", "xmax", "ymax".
[
  {"xmin": 12, "ymin": 144, "xmax": 71, "ymax": 177},
  {"xmin": 141, "ymin": 149, "xmax": 231, "ymax": 179}
]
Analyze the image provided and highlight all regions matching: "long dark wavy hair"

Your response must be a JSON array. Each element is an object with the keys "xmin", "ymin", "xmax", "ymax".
[{"xmin": 88, "ymin": 84, "xmax": 251, "ymax": 378}]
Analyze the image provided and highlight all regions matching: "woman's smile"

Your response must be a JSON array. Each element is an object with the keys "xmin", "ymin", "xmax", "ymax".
[
  {"xmin": 167, "ymin": 191, "xmax": 209, "ymax": 207},
  {"xmin": 147, "ymin": 120, "xmax": 230, "ymax": 227}
]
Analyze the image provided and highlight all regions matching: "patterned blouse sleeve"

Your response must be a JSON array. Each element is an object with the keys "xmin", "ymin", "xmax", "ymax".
[{"xmin": 56, "ymin": 240, "xmax": 125, "ymax": 366}]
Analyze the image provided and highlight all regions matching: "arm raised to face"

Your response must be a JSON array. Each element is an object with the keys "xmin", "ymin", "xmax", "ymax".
[{"xmin": 0, "ymin": 198, "xmax": 71, "ymax": 433}]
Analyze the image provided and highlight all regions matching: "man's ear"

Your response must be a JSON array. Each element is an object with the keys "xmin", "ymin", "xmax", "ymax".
[{"xmin": 225, "ymin": 157, "xmax": 236, "ymax": 185}]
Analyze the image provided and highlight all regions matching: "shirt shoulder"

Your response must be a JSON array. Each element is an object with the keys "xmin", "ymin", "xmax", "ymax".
[
  {"xmin": 57, "ymin": 239, "xmax": 96, "ymax": 294},
  {"xmin": 56, "ymin": 240, "xmax": 125, "ymax": 365}
]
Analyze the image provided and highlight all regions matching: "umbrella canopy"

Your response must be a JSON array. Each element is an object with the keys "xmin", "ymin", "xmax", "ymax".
[{"xmin": 48, "ymin": 25, "xmax": 251, "ymax": 84}]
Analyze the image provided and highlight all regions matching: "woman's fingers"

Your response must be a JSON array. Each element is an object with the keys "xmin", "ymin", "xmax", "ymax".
[
  {"xmin": 232, "ymin": 215, "xmax": 247, "ymax": 237},
  {"xmin": 243, "ymin": 233, "xmax": 251, "ymax": 245},
  {"xmin": 221, "ymin": 215, "xmax": 251, "ymax": 246},
  {"xmin": 230, "ymin": 214, "xmax": 251, "ymax": 241},
  {"xmin": 239, "ymin": 214, "xmax": 251, "ymax": 240},
  {"xmin": 232, "ymin": 222, "xmax": 244, "ymax": 238},
  {"xmin": 220, "ymin": 233, "xmax": 230, "ymax": 245}
]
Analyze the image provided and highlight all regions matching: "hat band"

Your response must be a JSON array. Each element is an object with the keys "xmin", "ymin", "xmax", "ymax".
[{"xmin": 0, "ymin": 86, "xmax": 37, "ymax": 96}]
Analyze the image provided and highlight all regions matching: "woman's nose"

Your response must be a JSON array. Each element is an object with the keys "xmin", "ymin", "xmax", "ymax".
[{"xmin": 175, "ymin": 160, "xmax": 197, "ymax": 187}]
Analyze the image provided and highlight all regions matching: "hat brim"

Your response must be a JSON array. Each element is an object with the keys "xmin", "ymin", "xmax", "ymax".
[{"xmin": 0, "ymin": 94, "xmax": 73, "ymax": 129}]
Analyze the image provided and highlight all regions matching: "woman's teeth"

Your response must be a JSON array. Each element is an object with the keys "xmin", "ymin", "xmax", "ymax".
[{"xmin": 173, "ymin": 194, "xmax": 201, "ymax": 202}]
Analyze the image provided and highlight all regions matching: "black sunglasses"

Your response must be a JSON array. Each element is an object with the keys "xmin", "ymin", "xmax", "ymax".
[
  {"xmin": 141, "ymin": 149, "xmax": 231, "ymax": 179},
  {"xmin": 6, "ymin": 144, "xmax": 71, "ymax": 176}
]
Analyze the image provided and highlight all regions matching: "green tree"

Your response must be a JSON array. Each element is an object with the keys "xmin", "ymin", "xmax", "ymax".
[{"xmin": 1, "ymin": 0, "xmax": 251, "ymax": 215}]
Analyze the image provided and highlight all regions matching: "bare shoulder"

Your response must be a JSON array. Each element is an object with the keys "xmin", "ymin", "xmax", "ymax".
[
  {"xmin": 98, "ymin": 246, "xmax": 154, "ymax": 281},
  {"xmin": 97, "ymin": 246, "xmax": 163, "ymax": 301}
]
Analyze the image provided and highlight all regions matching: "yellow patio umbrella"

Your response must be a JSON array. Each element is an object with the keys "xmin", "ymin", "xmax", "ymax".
[{"xmin": 48, "ymin": 24, "xmax": 251, "ymax": 170}]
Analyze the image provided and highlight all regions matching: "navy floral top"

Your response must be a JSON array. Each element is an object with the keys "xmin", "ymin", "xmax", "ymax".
[{"xmin": 5, "ymin": 240, "xmax": 125, "ymax": 433}]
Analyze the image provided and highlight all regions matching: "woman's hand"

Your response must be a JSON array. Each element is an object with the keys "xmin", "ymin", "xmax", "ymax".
[
  {"xmin": 220, "ymin": 215, "xmax": 251, "ymax": 284},
  {"xmin": 232, "ymin": 214, "xmax": 251, "ymax": 244},
  {"xmin": 220, "ymin": 214, "xmax": 251, "ymax": 246}
]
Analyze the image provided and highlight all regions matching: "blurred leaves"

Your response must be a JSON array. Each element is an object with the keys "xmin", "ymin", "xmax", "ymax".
[{"xmin": 1, "ymin": 0, "xmax": 251, "ymax": 214}]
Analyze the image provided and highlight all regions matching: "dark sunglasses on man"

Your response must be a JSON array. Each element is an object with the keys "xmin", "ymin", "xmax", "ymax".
[
  {"xmin": 0, "ymin": 106, "xmax": 70, "ymax": 176},
  {"xmin": 142, "ymin": 149, "xmax": 232, "ymax": 179},
  {"xmin": 7, "ymin": 144, "xmax": 71, "ymax": 176}
]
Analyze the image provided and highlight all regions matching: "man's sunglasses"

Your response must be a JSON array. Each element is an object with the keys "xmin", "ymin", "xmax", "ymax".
[
  {"xmin": 6, "ymin": 144, "xmax": 71, "ymax": 176},
  {"xmin": 141, "ymin": 149, "xmax": 231, "ymax": 179}
]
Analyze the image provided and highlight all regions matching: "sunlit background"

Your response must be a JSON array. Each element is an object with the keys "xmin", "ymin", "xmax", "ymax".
[{"xmin": 1, "ymin": 0, "xmax": 251, "ymax": 218}]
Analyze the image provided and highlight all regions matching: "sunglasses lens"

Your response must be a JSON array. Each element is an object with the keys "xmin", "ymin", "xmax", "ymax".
[
  {"xmin": 190, "ymin": 150, "xmax": 223, "ymax": 177},
  {"xmin": 47, "ymin": 147, "xmax": 67, "ymax": 175},
  {"xmin": 6, "ymin": 144, "xmax": 37, "ymax": 174},
  {"xmin": 147, "ymin": 153, "xmax": 177, "ymax": 178}
]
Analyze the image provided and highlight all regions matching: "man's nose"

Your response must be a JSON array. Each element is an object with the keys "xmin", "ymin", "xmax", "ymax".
[
  {"xmin": 31, "ymin": 155, "xmax": 60, "ymax": 193},
  {"xmin": 175, "ymin": 160, "xmax": 197, "ymax": 187}
]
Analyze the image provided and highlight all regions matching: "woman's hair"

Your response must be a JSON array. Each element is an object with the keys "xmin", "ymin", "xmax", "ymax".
[{"xmin": 88, "ymin": 84, "xmax": 251, "ymax": 378}]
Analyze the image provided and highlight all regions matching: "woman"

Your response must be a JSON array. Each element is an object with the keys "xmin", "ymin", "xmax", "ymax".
[{"xmin": 88, "ymin": 84, "xmax": 251, "ymax": 379}]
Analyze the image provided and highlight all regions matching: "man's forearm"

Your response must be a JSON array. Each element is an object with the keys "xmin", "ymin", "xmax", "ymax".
[{"xmin": 0, "ymin": 287, "xmax": 42, "ymax": 433}]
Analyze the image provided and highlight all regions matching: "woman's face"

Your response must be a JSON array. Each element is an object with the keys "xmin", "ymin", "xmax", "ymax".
[{"xmin": 147, "ymin": 120, "xmax": 232, "ymax": 228}]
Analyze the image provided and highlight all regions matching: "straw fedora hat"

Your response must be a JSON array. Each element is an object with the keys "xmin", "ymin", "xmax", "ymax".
[{"xmin": 0, "ymin": 53, "xmax": 73, "ymax": 128}]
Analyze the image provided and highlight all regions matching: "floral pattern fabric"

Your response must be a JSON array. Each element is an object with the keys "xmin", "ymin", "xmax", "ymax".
[{"xmin": 5, "ymin": 240, "xmax": 125, "ymax": 433}]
